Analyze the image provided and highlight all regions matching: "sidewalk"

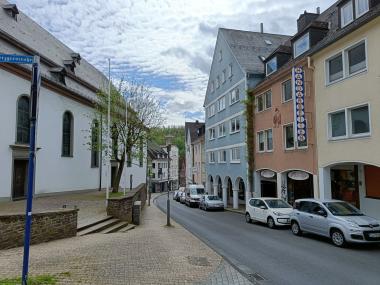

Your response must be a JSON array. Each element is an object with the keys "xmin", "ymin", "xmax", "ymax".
[{"xmin": 0, "ymin": 195, "xmax": 253, "ymax": 285}]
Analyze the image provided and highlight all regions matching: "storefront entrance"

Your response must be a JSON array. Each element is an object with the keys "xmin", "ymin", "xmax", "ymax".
[
  {"xmin": 261, "ymin": 181, "xmax": 277, "ymax": 197},
  {"xmin": 331, "ymin": 165, "xmax": 360, "ymax": 209},
  {"xmin": 287, "ymin": 171, "xmax": 313, "ymax": 205}
]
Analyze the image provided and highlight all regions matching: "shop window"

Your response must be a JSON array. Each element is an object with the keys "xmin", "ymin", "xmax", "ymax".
[{"xmin": 365, "ymin": 165, "xmax": 380, "ymax": 199}]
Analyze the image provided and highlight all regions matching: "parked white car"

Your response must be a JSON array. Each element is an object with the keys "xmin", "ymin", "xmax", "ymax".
[{"xmin": 245, "ymin": 198, "xmax": 293, "ymax": 228}]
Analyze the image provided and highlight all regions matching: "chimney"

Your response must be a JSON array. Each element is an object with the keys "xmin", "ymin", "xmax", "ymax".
[
  {"xmin": 260, "ymin": 23, "xmax": 264, "ymax": 33},
  {"xmin": 297, "ymin": 11, "xmax": 319, "ymax": 32},
  {"xmin": 316, "ymin": 7, "xmax": 321, "ymax": 14}
]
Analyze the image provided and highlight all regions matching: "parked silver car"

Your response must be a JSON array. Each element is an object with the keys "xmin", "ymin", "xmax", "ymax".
[
  {"xmin": 290, "ymin": 199, "xmax": 380, "ymax": 247},
  {"xmin": 179, "ymin": 192, "xmax": 186, "ymax": 204},
  {"xmin": 199, "ymin": 195, "xmax": 224, "ymax": 211}
]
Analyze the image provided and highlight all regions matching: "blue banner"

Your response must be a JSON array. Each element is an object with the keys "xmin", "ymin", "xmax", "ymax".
[
  {"xmin": 0, "ymin": 54, "xmax": 33, "ymax": 64},
  {"xmin": 292, "ymin": 66, "xmax": 307, "ymax": 145}
]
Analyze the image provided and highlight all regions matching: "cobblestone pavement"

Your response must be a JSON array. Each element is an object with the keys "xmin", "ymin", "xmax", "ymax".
[
  {"xmin": 0, "ymin": 194, "xmax": 252, "ymax": 284},
  {"xmin": 0, "ymin": 190, "xmax": 107, "ymax": 227}
]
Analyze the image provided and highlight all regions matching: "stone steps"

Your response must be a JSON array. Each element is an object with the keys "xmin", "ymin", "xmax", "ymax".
[
  {"xmin": 98, "ymin": 221, "xmax": 129, "ymax": 234},
  {"xmin": 119, "ymin": 224, "xmax": 136, "ymax": 233},
  {"xmin": 77, "ymin": 216, "xmax": 114, "ymax": 232},
  {"xmin": 77, "ymin": 218, "xmax": 121, "ymax": 236}
]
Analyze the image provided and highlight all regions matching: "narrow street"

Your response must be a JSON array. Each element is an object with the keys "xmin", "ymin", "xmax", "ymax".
[{"xmin": 155, "ymin": 194, "xmax": 380, "ymax": 285}]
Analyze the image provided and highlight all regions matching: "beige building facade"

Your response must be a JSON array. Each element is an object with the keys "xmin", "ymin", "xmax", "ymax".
[{"xmin": 313, "ymin": 13, "xmax": 380, "ymax": 219}]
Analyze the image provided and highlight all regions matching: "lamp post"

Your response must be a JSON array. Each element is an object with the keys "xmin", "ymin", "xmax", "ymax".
[{"xmin": 166, "ymin": 143, "xmax": 171, "ymax": 226}]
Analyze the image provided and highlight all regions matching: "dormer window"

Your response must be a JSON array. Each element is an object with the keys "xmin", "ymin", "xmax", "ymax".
[
  {"xmin": 266, "ymin": 57, "xmax": 277, "ymax": 76},
  {"xmin": 355, "ymin": 0, "xmax": 369, "ymax": 18},
  {"xmin": 2, "ymin": 4, "xmax": 19, "ymax": 20},
  {"xmin": 340, "ymin": 0, "xmax": 369, "ymax": 28},
  {"xmin": 294, "ymin": 32, "xmax": 310, "ymax": 58},
  {"xmin": 341, "ymin": 1, "xmax": 354, "ymax": 27}
]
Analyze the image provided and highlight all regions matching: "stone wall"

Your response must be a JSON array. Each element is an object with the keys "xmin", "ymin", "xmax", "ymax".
[
  {"xmin": 0, "ymin": 209, "xmax": 78, "ymax": 250},
  {"xmin": 107, "ymin": 183, "xmax": 146, "ymax": 223}
]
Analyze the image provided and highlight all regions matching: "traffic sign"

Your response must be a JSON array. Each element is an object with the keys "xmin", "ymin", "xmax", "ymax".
[{"xmin": 0, "ymin": 54, "xmax": 34, "ymax": 64}]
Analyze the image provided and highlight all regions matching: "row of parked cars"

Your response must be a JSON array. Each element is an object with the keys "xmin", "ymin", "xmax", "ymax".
[
  {"xmin": 173, "ymin": 184, "xmax": 224, "ymax": 211},
  {"xmin": 245, "ymin": 197, "xmax": 380, "ymax": 247},
  {"xmin": 173, "ymin": 185, "xmax": 380, "ymax": 247}
]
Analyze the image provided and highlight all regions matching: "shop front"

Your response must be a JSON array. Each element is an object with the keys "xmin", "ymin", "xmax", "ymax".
[
  {"xmin": 286, "ymin": 170, "xmax": 314, "ymax": 205},
  {"xmin": 259, "ymin": 169, "xmax": 277, "ymax": 198}
]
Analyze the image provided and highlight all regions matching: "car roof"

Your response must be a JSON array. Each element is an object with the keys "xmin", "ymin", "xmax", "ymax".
[{"xmin": 249, "ymin": 197, "xmax": 283, "ymax": 200}]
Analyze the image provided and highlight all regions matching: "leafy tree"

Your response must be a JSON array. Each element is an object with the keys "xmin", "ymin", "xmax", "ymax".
[{"xmin": 90, "ymin": 80, "xmax": 165, "ymax": 193}]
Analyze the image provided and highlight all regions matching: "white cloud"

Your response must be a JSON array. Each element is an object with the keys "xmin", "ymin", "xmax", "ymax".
[{"xmin": 10, "ymin": 0, "xmax": 336, "ymax": 125}]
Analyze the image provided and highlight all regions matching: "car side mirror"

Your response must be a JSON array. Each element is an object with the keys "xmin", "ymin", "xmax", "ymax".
[{"xmin": 317, "ymin": 209, "xmax": 327, "ymax": 217}]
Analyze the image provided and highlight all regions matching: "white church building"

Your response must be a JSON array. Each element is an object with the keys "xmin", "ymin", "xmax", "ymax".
[{"xmin": 0, "ymin": 2, "xmax": 146, "ymax": 201}]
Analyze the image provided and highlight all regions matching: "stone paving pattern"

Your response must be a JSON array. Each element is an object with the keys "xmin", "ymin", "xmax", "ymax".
[{"xmin": 0, "ymin": 193, "xmax": 252, "ymax": 284}]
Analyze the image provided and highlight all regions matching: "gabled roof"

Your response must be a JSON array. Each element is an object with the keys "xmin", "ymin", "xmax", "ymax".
[
  {"xmin": 220, "ymin": 28, "xmax": 290, "ymax": 73},
  {"xmin": 147, "ymin": 141, "xmax": 167, "ymax": 159},
  {"xmin": 185, "ymin": 121, "xmax": 205, "ymax": 143}
]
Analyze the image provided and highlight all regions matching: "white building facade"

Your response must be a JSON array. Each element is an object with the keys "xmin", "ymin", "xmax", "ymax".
[{"xmin": 0, "ymin": 2, "xmax": 146, "ymax": 201}]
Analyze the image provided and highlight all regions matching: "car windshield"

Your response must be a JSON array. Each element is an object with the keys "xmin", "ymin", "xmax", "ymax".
[
  {"xmin": 190, "ymin": 188, "xmax": 204, "ymax": 195},
  {"xmin": 323, "ymin": 202, "xmax": 364, "ymax": 216},
  {"xmin": 207, "ymin": 195, "xmax": 221, "ymax": 201},
  {"xmin": 265, "ymin": 199, "xmax": 292, "ymax": 209}
]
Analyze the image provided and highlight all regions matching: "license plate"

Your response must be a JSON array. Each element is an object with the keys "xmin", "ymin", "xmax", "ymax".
[{"xmin": 369, "ymin": 233, "xmax": 380, "ymax": 238}]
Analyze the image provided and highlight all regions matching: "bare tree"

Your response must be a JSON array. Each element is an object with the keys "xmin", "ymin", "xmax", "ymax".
[{"xmin": 92, "ymin": 79, "xmax": 165, "ymax": 193}]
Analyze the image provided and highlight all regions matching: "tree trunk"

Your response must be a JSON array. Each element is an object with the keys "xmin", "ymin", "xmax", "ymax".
[{"xmin": 112, "ymin": 151, "xmax": 125, "ymax": 193}]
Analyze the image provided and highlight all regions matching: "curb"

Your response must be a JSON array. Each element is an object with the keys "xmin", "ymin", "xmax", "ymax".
[{"xmin": 224, "ymin": 208, "xmax": 245, "ymax": 215}]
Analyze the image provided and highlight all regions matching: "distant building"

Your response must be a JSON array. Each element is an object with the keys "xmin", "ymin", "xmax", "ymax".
[
  {"xmin": 147, "ymin": 140, "xmax": 179, "ymax": 192},
  {"xmin": 185, "ymin": 121, "xmax": 206, "ymax": 186},
  {"xmin": 204, "ymin": 28, "xmax": 289, "ymax": 208},
  {"xmin": 0, "ymin": 1, "xmax": 146, "ymax": 201}
]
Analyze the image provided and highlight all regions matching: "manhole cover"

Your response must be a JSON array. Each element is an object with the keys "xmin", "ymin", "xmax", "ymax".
[
  {"xmin": 247, "ymin": 273, "xmax": 266, "ymax": 281},
  {"xmin": 187, "ymin": 256, "xmax": 210, "ymax": 267}
]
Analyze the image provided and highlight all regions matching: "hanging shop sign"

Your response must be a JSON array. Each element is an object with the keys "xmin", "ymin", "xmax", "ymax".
[
  {"xmin": 288, "ymin": 171, "xmax": 309, "ymax": 181},
  {"xmin": 292, "ymin": 67, "xmax": 307, "ymax": 144},
  {"xmin": 261, "ymin": 170, "xmax": 276, "ymax": 178}
]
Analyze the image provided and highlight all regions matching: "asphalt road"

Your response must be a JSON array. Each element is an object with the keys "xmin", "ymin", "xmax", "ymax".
[{"xmin": 155, "ymin": 194, "xmax": 380, "ymax": 285}]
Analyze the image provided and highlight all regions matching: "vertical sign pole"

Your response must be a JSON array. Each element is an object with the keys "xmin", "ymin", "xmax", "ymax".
[
  {"xmin": 106, "ymin": 59, "xmax": 111, "ymax": 205},
  {"xmin": 167, "ymin": 144, "xmax": 171, "ymax": 226},
  {"xmin": 22, "ymin": 56, "xmax": 40, "ymax": 285}
]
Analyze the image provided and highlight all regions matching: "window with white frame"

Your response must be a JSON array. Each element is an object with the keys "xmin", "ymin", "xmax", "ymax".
[
  {"xmin": 211, "ymin": 81, "xmax": 215, "ymax": 93},
  {"xmin": 219, "ymin": 150, "xmax": 227, "ymax": 163},
  {"xmin": 218, "ymin": 123, "xmax": 226, "ymax": 137},
  {"xmin": 282, "ymin": 79, "xmax": 292, "ymax": 102},
  {"xmin": 209, "ymin": 151, "xmax": 216, "ymax": 163},
  {"xmin": 266, "ymin": 57, "xmax": 277, "ymax": 76},
  {"xmin": 294, "ymin": 33, "xmax": 310, "ymax": 58},
  {"xmin": 355, "ymin": 0, "xmax": 369, "ymax": 18},
  {"xmin": 230, "ymin": 117, "xmax": 240, "ymax": 133},
  {"xmin": 209, "ymin": 128, "xmax": 216, "ymax": 140},
  {"xmin": 341, "ymin": 1, "xmax": 354, "ymax": 27},
  {"xmin": 257, "ymin": 129, "xmax": 273, "ymax": 152},
  {"xmin": 266, "ymin": 129, "xmax": 273, "ymax": 151},
  {"xmin": 326, "ymin": 40, "xmax": 367, "ymax": 84},
  {"xmin": 228, "ymin": 63, "xmax": 233, "ymax": 78},
  {"xmin": 222, "ymin": 69, "xmax": 226, "ymax": 83},
  {"xmin": 230, "ymin": 88, "xmax": 240, "ymax": 104},
  {"xmin": 207, "ymin": 104, "xmax": 215, "ymax": 118},
  {"xmin": 329, "ymin": 104, "xmax": 370, "ymax": 139},
  {"xmin": 231, "ymin": 147, "xmax": 240, "ymax": 162},
  {"xmin": 284, "ymin": 124, "xmax": 295, "ymax": 150},
  {"xmin": 258, "ymin": 131, "xmax": 265, "ymax": 152},
  {"xmin": 256, "ymin": 90, "xmax": 272, "ymax": 112},
  {"xmin": 218, "ymin": 96, "xmax": 225, "ymax": 112},
  {"xmin": 216, "ymin": 76, "xmax": 220, "ymax": 89}
]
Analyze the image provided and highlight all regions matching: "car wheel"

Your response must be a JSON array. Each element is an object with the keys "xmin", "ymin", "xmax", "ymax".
[
  {"xmin": 267, "ymin": 217, "xmax": 275, "ymax": 229},
  {"xmin": 291, "ymin": 221, "xmax": 302, "ymax": 236},
  {"xmin": 331, "ymin": 229, "xmax": 346, "ymax": 247},
  {"xmin": 245, "ymin": 213, "xmax": 252, "ymax": 223}
]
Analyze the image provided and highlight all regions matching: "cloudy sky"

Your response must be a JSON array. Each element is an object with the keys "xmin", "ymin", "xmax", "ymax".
[{"xmin": 11, "ymin": 0, "xmax": 336, "ymax": 125}]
